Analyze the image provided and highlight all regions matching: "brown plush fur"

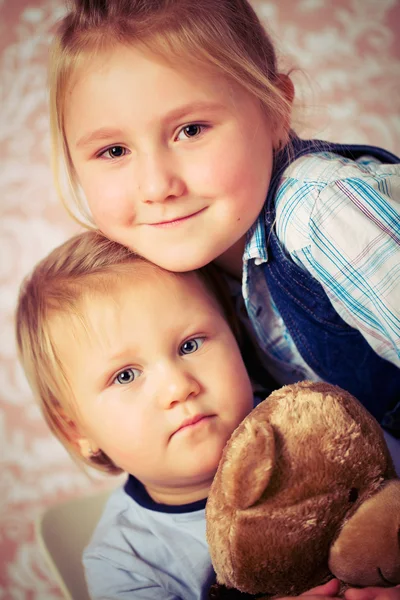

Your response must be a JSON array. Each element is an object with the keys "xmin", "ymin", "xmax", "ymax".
[{"xmin": 206, "ymin": 382, "xmax": 400, "ymax": 598}]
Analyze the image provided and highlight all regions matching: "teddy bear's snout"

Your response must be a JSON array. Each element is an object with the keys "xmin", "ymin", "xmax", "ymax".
[{"xmin": 328, "ymin": 480, "xmax": 400, "ymax": 586}]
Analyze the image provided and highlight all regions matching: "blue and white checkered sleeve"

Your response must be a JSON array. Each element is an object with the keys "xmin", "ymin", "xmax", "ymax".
[{"xmin": 276, "ymin": 159, "xmax": 400, "ymax": 368}]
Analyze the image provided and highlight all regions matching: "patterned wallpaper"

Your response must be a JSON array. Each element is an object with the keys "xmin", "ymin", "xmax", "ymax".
[{"xmin": 1, "ymin": 0, "xmax": 399, "ymax": 597}]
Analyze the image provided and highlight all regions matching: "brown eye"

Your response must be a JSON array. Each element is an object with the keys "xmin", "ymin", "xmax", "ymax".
[
  {"xmin": 100, "ymin": 145, "xmax": 128, "ymax": 159},
  {"xmin": 183, "ymin": 125, "xmax": 201, "ymax": 138},
  {"xmin": 348, "ymin": 488, "xmax": 359, "ymax": 503},
  {"xmin": 108, "ymin": 146, "xmax": 125, "ymax": 157}
]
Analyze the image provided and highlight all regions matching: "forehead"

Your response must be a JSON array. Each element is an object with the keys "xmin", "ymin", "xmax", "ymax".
[
  {"xmin": 51, "ymin": 266, "xmax": 223, "ymax": 345},
  {"xmin": 63, "ymin": 43, "xmax": 255, "ymax": 136},
  {"xmin": 67, "ymin": 42, "xmax": 227, "ymax": 95}
]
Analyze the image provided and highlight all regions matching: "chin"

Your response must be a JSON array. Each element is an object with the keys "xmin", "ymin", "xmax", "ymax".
[
  {"xmin": 159, "ymin": 256, "xmax": 210, "ymax": 273},
  {"xmin": 163, "ymin": 245, "xmax": 221, "ymax": 272}
]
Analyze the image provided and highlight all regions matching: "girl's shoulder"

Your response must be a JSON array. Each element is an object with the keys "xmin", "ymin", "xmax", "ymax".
[
  {"xmin": 274, "ymin": 150, "xmax": 399, "ymax": 255},
  {"xmin": 282, "ymin": 149, "xmax": 399, "ymax": 190}
]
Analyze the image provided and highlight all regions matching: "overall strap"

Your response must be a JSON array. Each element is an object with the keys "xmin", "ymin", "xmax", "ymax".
[
  {"xmin": 266, "ymin": 136, "xmax": 400, "ymax": 224},
  {"xmin": 262, "ymin": 137, "xmax": 400, "ymax": 434}
]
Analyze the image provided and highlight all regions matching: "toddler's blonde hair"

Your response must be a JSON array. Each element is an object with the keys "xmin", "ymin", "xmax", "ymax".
[
  {"xmin": 49, "ymin": 0, "xmax": 292, "ymax": 224},
  {"xmin": 15, "ymin": 231, "xmax": 239, "ymax": 474}
]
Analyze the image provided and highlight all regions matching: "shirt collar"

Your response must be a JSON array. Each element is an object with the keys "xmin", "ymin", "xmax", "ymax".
[
  {"xmin": 124, "ymin": 475, "xmax": 207, "ymax": 513},
  {"xmin": 243, "ymin": 208, "xmax": 268, "ymax": 266}
]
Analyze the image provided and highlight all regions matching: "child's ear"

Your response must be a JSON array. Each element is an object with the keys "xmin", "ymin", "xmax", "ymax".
[
  {"xmin": 77, "ymin": 437, "xmax": 101, "ymax": 459},
  {"xmin": 60, "ymin": 409, "xmax": 101, "ymax": 458}
]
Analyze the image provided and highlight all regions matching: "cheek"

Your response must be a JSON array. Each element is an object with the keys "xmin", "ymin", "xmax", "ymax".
[
  {"xmin": 211, "ymin": 347, "xmax": 252, "ymax": 400},
  {"xmin": 85, "ymin": 404, "xmax": 148, "ymax": 460},
  {"xmin": 190, "ymin": 148, "xmax": 251, "ymax": 206},
  {"xmin": 195, "ymin": 139, "xmax": 271, "ymax": 211},
  {"xmin": 79, "ymin": 395, "xmax": 140, "ymax": 440},
  {"xmin": 82, "ymin": 174, "xmax": 135, "ymax": 226}
]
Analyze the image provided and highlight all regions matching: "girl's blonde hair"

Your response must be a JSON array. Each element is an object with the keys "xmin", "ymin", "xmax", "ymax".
[
  {"xmin": 15, "ymin": 231, "xmax": 239, "ymax": 474},
  {"xmin": 49, "ymin": 0, "xmax": 292, "ymax": 224}
]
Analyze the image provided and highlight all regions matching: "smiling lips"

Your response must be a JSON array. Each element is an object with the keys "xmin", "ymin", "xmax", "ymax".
[{"xmin": 148, "ymin": 207, "xmax": 206, "ymax": 228}]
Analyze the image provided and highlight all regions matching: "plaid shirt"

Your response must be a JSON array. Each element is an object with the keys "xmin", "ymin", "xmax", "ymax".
[{"xmin": 233, "ymin": 151, "xmax": 400, "ymax": 387}]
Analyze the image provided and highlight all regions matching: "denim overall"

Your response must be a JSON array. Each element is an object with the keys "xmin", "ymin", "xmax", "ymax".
[{"xmin": 262, "ymin": 137, "xmax": 400, "ymax": 436}]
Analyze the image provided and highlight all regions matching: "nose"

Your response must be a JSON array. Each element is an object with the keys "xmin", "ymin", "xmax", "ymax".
[
  {"xmin": 157, "ymin": 362, "xmax": 201, "ymax": 410},
  {"xmin": 137, "ymin": 149, "xmax": 185, "ymax": 204}
]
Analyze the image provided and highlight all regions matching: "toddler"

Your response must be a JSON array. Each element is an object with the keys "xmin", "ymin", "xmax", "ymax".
[
  {"xmin": 16, "ymin": 230, "xmax": 255, "ymax": 598},
  {"xmin": 16, "ymin": 231, "xmax": 400, "ymax": 600},
  {"xmin": 49, "ymin": 0, "xmax": 400, "ymax": 436}
]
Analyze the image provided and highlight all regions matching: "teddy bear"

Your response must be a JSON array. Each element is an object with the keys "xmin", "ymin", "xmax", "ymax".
[{"xmin": 206, "ymin": 381, "xmax": 400, "ymax": 599}]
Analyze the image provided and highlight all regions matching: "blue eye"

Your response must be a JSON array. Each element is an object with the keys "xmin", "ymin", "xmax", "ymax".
[
  {"xmin": 113, "ymin": 368, "xmax": 141, "ymax": 385},
  {"xmin": 180, "ymin": 337, "xmax": 204, "ymax": 355}
]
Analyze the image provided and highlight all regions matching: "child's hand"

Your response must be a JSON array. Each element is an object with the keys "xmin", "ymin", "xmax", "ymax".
[
  {"xmin": 276, "ymin": 578, "xmax": 341, "ymax": 600},
  {"xmin": 301, "ymin": 579, "xmax": 341, "ymax": 597},
  {"xmin": 345, "ymin": 586, "xmax": 400, "ymax": 600}
]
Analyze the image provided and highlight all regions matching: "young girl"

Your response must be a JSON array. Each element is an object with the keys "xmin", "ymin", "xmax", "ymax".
[
  {"xmin": 49, "ymin": 0, "xmax": 400, "ymax": 439},
  {"xmin": 16, "ymin": 230, "xmax": 347, "ymax": 600}
]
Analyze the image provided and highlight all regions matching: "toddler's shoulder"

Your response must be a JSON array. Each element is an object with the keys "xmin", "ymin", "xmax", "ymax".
[
  {"xmin": 82, "ymin": 485, "xmax": 164, "ymax": 597},
  {"xmin": 83, "ymin": 485, "xmax": 136, "ymax": 558}
]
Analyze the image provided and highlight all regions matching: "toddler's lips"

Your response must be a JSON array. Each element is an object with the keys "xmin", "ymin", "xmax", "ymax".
[{"xmin": 171, "ymin": 414, "xmax": 211, "ymax": 438}]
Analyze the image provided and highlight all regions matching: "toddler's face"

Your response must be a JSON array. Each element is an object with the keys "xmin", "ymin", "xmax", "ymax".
[
  {"xmin": 53, "ymin": 268, "xmax": 253, "ymax": 503},
  {"xmin": 65, "ymin": 45, "xmax": 277, "ymax": 276}
]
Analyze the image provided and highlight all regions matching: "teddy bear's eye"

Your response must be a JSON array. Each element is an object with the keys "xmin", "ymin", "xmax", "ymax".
[{"xmin": 348, "ymin": 488, "xmax": 359, "ymax": 503}]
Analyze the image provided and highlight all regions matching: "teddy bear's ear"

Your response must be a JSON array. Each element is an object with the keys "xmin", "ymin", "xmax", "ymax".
[{"xmin": 219, "ymin": 418, "xmax": 275, "ymax": 510}]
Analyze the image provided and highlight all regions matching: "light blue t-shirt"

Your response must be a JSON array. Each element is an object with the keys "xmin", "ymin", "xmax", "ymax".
[
  {"xmin": 83, "ymin": 396, "xmax": 271, "ymax": 600},
  {"xmin": 83, "ymin": 433, "xmax": 400, "ymax": 600},
  {"xmin": 83, "ymin": 476, "xmax": 214, "ymax": 600}
]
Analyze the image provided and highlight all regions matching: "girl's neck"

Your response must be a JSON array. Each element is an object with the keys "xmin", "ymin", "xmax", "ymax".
[{"xmin": 214, "ymin": 236, "xmax": 245, "ymax": 281}]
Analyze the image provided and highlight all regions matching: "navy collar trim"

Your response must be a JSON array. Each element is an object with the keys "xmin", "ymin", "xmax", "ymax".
[{"xmin": 124, "ymin": 475, "xmax": 207, "ymax": 513}]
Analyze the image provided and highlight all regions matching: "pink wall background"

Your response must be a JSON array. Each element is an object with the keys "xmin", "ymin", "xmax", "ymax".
[{"xmin": 1, "ymin": 0, "xmax": 399, "ymax": 597}]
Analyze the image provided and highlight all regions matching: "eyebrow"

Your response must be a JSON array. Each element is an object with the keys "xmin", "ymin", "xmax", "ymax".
[
  {"xmin": 75, "ymin": 127, "xmax": 126, "ymax": 149},
  {"xmin": 74, "ymin": 101, "xmax": 226, "ymax": 149},
  {"xmin": 161, "ymin": 100, "xmax": 226, "ymax": 124}
]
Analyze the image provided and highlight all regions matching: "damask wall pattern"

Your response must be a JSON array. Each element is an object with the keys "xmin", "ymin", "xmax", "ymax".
[{"xmin": 1, "ymin": 0, "xmax": 399, "ymax": 597}]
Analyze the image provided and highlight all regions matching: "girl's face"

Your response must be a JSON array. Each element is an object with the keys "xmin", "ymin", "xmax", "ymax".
[
  {"xmin": 53, "ymin": 269, "xmax": 253, "ymax": 504},
  {"xmin": 65, "ymin": 45, "xmax": 281, "ymax": 276}
]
